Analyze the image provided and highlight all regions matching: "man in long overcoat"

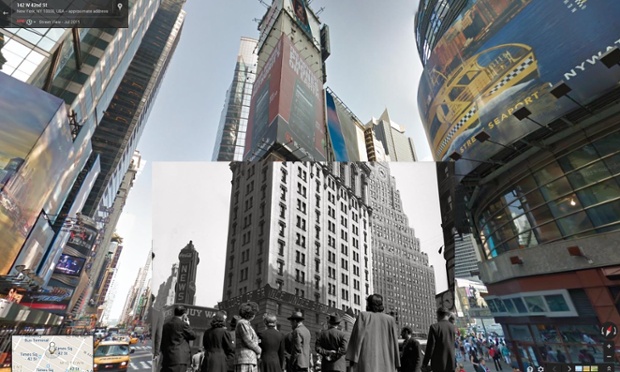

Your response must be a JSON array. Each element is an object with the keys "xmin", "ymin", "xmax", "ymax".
[
  {"xmin": 345, "ymin": 294, "xmax": 400, "ymax": 372},
  {"xmin": 421, "ymin": 307, "xmax": 456, "ymax": 372}
]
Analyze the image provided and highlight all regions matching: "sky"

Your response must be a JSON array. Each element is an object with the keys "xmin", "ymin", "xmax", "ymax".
[
  {"xmin": 107, "ymin": 0, "xmax": 429, "ymax": 320},
  {"xmin": 150, "ymin": 162, "xmax": 446, "ymax": 308}
]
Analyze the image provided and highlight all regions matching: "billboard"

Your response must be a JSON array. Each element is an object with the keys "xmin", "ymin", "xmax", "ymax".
[
  {"xmin": 53, "ymin": 254, "xmax": 86, "ymax": 277},
  {"xmin": 291, "ymin": 0, "xmax": 312, "ymax": 39},
  {"xmin": 418, "ymin": 0, "xmax": 620, "ymax": 175},
  {"xmin": 325, "ymin": 90, "xmax": 348, "ymax": 161},
  {"xmin": 18, "ymin": 286, "xmax": 74, "ymax": 311},
  {"xmin": 325, "ymin": 90, "xmax": 364, "ymax": 161},
  {"xmin": 0, "ymin": 72, "xmax": 73, "ymax": 275},
  {"xmin": 11, "ymin": 212, "xmax": 55, "ymax": 274},
  {"xmin": 244, "ymin": 35, "xmax": 326, "ymax": 161},
  {"xmin": 162, "ymin": 304, "xmax": 219, "ymax": 330}
]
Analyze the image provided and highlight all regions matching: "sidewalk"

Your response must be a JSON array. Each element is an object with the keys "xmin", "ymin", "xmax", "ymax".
[{"xmin": 457, "ymin": 353, "xmax": 511, "ymax": 372}]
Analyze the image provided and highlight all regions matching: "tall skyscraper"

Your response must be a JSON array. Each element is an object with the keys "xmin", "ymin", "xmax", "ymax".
[
  {"xmin": 95, "ymin": 236, "xmax": 124, "ymax": 321},
  {"xmin": 0, "ymin": 0, "xmax": 186, "ymax": 327},
  {"xmin": 84, "ymin": 151, "xmax": 142, "ymax": 315},
  {"xmin": 453, "ymin": 233, "xmax": 481, "ymax": 279},
  {"xmin": 219, "ymin": 162, "xmax": 373, "ymax": 341},
  {"xmin": 120, "ymin": 250, "xmax": 151, "ymax": 325},
  {"xmin": 153, "ymin": 263, "xmax": 179, "ymax": 311},
  {"xmin": 366, "ymin": 109, "xmax": 417, "ymax": 161},
  {"xmin": 365, "ymin": 163, "xmax": 435, "ymax": 332},
  {"xmin": 212, "ymin": 37, "xmax": 258, "ymax": 161},
  {"xmin": 65, "ymin": 0, "xmax": 186, "ymax": 319},
  {"xmin": 243, "ymin": 0, "xmax": 329, "ymax": 161}
]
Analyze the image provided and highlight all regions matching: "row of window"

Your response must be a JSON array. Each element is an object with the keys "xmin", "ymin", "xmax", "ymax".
[{"xmin": 476, "ymin": 131, "xmax": 620, "ymax": 258}]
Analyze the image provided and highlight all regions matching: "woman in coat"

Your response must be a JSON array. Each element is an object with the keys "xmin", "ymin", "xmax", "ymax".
[
  {"xmin": 235, "ymin": 302, "xmax": 262, "ymax": 372},
  {"xmin": 202, "ymin": 313, "xmax": 235, "ymax": 372}
]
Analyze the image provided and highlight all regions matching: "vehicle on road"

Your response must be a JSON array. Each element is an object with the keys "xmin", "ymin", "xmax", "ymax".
[{"xmin": 94, "ymin": 340, "xmax": 134, "ymax": 371}]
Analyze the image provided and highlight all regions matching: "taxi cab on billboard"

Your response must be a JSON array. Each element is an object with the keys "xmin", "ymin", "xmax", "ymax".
[{"xmin": 428, "ymin": 43, "xmax": 539, "ymax": 159}]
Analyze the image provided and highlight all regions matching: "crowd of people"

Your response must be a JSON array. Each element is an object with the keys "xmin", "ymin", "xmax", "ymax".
[
  {"xmin": 456, "ymin": 334, "xmax": 512, "ymax": 372},
  {"xmin": 155, "ymin": 294, "xmax": 457, "ymax": 372}
]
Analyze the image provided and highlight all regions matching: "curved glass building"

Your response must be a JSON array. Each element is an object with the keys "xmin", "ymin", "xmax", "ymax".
[{"xmin": 416, "ymin": 0, "xmax": 620, "ymax": 369}]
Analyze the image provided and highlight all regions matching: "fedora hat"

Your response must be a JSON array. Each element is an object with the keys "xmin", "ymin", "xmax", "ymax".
[
  {"xmin": 328, "ymin": 314, "xmax": 342, "ymax": 325},
  {"xmin": 287, "ymin": 311, "xmax": 305, "ymax": 321}
]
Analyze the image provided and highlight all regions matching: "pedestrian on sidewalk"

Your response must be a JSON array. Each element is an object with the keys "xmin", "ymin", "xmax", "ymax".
[
  {"xmin": 346, "ymin": 294, "xmax": 400, "ymax": 372},
  {"xmin": 489, "ymin": 346, "xmax": 502, "ymax": 371},
  {"xmin": 257, "ymin": 313, "xmax": 285, "ymax": 372},
  {"xmin": 400, "ymin": 326, "xmax": 422, "ymax": 372},
  {"xmin": 202, "ymin": 313, "xmax": 235, "ymax": 372},
  {"xmin": 421, "ymin": 307, "xmax": 455, "ymax": 372},
  {"xmin": 287, "ymin": 311, "xmax": 311, "ymax": 372},
  {"xmin": 500, "ymin": 344, "xmax": 510, "ymax": 365},
  {"xmin": 316, "ymin": 314, "xmax": 348, "ymax": 372},
  {"xmin": 234, "ymin": 302, "xmax": 262, "ymax": 372},
  {"xmin": 470, "ymin": 350, "xmax": 483, "ymax": 372}
]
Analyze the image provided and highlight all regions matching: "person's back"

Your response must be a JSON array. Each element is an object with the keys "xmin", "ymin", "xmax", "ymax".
[
  {"xmin": 346, "ymin": 295, "xmax": 400, "ymax": 372},
  {"xmin": 316, "ymin": 316, "xmax": 348, "ymax": 372},
  {"xmin": 160, "ymin": 306, "xmax": 196, "ymax": 371},
  {"xmin": 203, "ymin": 325, "xmax": 234, "ymax": 372},
  {"xmin": 258, "ymin": 327, "xmax": 285, "ymax": 372},
  {"xmin": 287, "ymin": 311, "xmax": 311, "ymax": 371},
  {"xmin": 422, "ymin": 308, "xmax": 455, "ymax": 372}
]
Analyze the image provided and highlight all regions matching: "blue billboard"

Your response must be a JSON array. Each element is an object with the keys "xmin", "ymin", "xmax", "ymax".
[
  {"xmin": 418, "ymin": 0, "xmax": 620, "ymax": 175},
  {"xmin": 325, "ymin": 90, "xmax": 348, "ymax": 161}
]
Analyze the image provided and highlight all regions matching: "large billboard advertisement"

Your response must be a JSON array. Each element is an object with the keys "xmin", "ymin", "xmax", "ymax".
[
  {"xmin": 0, "ymin": 72, "xmax": 73, "ymax": 275},
  {"xmin": 244, "ymin": 35, "xmax": 326, "ymax": 161},
  {"xmin": 418, "ymin": 0, "xmax": 620, "ymax": 174},
  {"xmin": 325, "ymin": 90, "xmax": 348, "ymax": 161},
  {"xmin": 325, "ymin": 90, "xmax": 364, "ymax": 161},
  {"xmin": 18, "ymin": 286, "xmax": 74, "ymax": 312},
  {"xmin": 291, "ymin": 0, "xmax": 312, "ymax": 39}
]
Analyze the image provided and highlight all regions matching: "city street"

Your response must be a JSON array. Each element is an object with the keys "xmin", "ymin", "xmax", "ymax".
[{"xmin": 128, "ymin": 341, "xmax": 153, "ymax": 371}]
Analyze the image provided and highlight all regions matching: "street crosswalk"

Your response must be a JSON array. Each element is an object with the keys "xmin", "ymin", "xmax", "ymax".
[
  {"xmin": 129, "ymin": 359, "xmax": 153, "ymax": 370},
  {"xmin": 131, "ymin": 345, "xmax": 153, "ymax": 351},
  {"xmin": 128, "ymin": 345, "xmax": 154, "ymax": 370}
]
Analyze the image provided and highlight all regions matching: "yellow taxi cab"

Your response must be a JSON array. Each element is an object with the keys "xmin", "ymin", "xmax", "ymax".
[
  {"xmin": 128, "ymin": 334, "xmax": 139, "ymax": 345},
  {"xmin": 93, "ymin": 340, "xmax": 134, "ymax": 371}
]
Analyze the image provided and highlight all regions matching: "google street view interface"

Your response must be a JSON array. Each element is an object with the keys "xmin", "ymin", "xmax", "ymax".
[
  {"xmin": 0, "ymin": 0, "xmax": 128, "ymax": 27},
  {"xmin": 11, "ymin": 335, "xmax": 93, "ymax": 371},
  {"xmin": 2, "ymin": 0, "xmax": 620, "ymax": 371}
]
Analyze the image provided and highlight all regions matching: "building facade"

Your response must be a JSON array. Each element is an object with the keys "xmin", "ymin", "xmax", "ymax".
[
  {"xmin": 417, "ymin": 0, "xmax": 620, "ymax": 369},
  {"xmin": 454, "ymin": 233, "xmax": 481, "ymax": 279},
  {"xmin": 219, "ymin": 162, "xmax": 373, "ymax": 343},
  {"xmin": 212, "ymin": 37, "xmax": 258, "ymax": 161},
  {"xmin": 1, "ymin": 0, "xmax": 186, "ymax": 328},
  {"xmin": 366, "ymin": 110, "xmax": 418, "ymax": 162},
  {"xmin": 366, "ymin": 163, "xmax": 435, "ymax": 333},
  {"xmin": 243, "ymin": 0, "xmax": 329, "ymax": 161}
]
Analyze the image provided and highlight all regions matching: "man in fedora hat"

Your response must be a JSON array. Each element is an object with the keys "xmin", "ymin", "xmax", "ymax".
[
  {"xmin": 316, "ymin": 314, "xmax": 348, "ymax": 372},
  {"xmin": 287, "ymin": 311, "xmax": 311, "ymax": 371}
]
